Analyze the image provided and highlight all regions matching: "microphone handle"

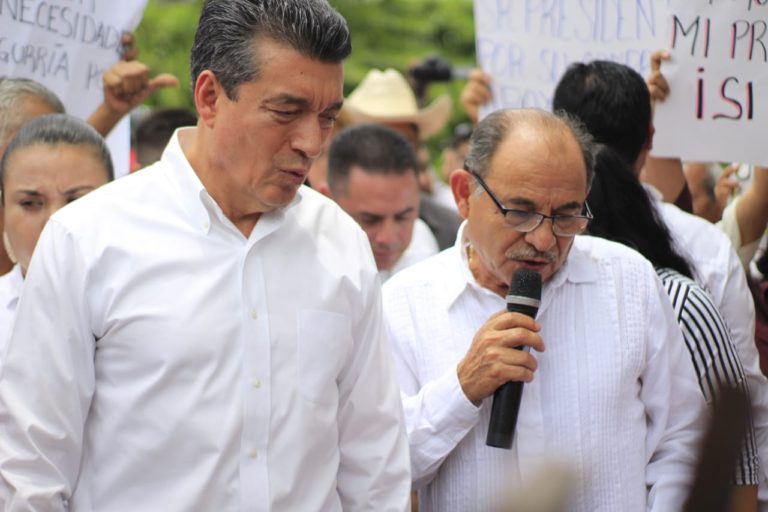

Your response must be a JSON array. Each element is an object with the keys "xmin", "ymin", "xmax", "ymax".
[
  {"xmin": 486, "ymin": 360, "xmax": 525, "ymax": 449},
  {"xmin": 486, "ymin": 302, "xmax": 538, "ymax": 449}
]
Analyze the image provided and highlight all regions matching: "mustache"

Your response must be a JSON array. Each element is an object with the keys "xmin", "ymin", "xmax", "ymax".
[{"xmin": 505, "ymin": 246, "xmax": 557, "ymax": 263}]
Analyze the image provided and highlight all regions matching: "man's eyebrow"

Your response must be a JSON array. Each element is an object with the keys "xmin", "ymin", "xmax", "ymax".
[
  {"xmin": 506, "ymin": 197, "xmax": 537, "ymax": 209},
  {"xmin": 506, "ymin": 197, "xmax": 582, "ymax": 213},
  {"xmin": 266, "ymin": 95, "xmax": 343, "ymax": 112}
]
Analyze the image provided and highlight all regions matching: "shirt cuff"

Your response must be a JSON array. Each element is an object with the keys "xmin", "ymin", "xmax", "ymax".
[{"xmin": 424, "ymin": 367, "xmax": 482, "ymax": 442}]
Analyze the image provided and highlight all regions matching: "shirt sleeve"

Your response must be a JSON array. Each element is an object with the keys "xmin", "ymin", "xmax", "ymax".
[
  {"xmin": 382, "ymin": 285, "xmax": 481, "ymax": 490},
  {"xmin": 661, "ymin": 271, "xmax": 759, "ymax": 485},
  {"xmin": 643, "ymin": 273, "xmax": 708, "ymax": 512},
  {"xmin": 334, "ymin": 232, "xmax": 411, "ymax": 512},
  {"xmin": 712, "ymin": 246, "xmax": 768, "ymax": 493},
  {"xmin": 0, "ymin": 220, "xmax": 95, "ymax": 511}
]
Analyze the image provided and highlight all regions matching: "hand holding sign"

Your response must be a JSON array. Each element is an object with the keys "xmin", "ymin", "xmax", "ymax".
[
  {"xmin": 102, "ymin": 60, "xmax": 179, "ymax": 116},
  {"xmin": 88, "ymin": 58, "xmax": 178, "ymax": 137}
]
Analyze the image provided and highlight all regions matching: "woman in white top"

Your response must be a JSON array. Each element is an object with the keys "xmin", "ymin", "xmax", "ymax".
[
  {"xmin": 0, "ymin": 113, "xmax": 112, "ymax": 338},
  {"xmin": 587, "ymin": 143, "xmax": 758, "ymax": 511}
]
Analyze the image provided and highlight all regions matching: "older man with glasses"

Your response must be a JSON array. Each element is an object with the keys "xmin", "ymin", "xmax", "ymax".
[{"xmin": 382, "ymin": 108, "xmax": 707, "ymax": 512}]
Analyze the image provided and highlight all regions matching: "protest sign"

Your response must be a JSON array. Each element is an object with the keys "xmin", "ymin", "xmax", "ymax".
[
  {"xmin": 0, "ymin": 0, "xmax": 149, "ymax": 176},
  {"xmin": 474, "ymin": 0, "xmax": 670, "ymax": 117},
  {"xmin": 653, "ymin": 0, "xmax": 768, "ymax": 166}
]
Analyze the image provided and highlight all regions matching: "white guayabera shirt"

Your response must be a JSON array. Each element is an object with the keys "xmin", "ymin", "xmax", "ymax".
[
  {"xmin": 0, "ymin": 129, "xmax": 411, "ymax": 512},
  {"xmin": 383, "ymin": 228, "xmax": 707, "ymax": 512}
]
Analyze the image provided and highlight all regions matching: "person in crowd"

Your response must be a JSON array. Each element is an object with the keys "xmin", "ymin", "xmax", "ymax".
[
  {"xmin": 551, "ymin": 58, "xmax": 768, "ymax": 507},
  {"xmin": 323, "ymin": 124, "xmax": 438, "ymax": 281},
  {"xmin": 383, "ymin": 108, "xmax": 706, "ymax": 511},
  {"xmin": 342, "ymin": 67, "xmax": 461, "ymax": 249},
  {"xmin": 684, "ymin": 162, "xmax": 768, "ymax": 271},
  {"xmin": 750, "ymin": 250, "xmax": 768, "ymax": 377},
  {"xmin": 0, "ymin": 114, "xmax": 114, "ymax": 339},
  {"xmin": 0, "ymin": 79, "xmax": 66, "ymax": 275},
  {"xmin": 0, "ymin": 1, "xmax": 410, "ymax": 510},
  {"xmin": 440, "ymin": 122, "xmax": 472, "ymax": 183},
  {"xmin": 0, "ymin": 49, "xmax": 176, "ymax": 274},
  {"xmin": 133, "ymin": 107, "xmax": 198, "ymax": 170},
  {"xmin": 587, "ymin": 143, "xmax": 759, "ymax": 511}
]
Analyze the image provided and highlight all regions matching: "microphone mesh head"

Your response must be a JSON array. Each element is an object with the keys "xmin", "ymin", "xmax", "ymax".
[{"xmin": 508, "ymin": 268, "xmax": 542, "ymax": 300}]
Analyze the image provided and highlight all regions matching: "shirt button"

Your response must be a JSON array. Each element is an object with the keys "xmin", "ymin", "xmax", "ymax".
[
  {"xmin": 249, "ymin": 448, "xmax": 258, "ymax": 459},
  {"xmin": 252, "ymin": 378, "xmax": 261, "ymax": 389},
  {"xmin": 249, "ymin": 309, "xmax": 258, "ymax": 319},
  {"xmin": 202, "ymin": 220, "xmax": 210, "ymax": 230}
]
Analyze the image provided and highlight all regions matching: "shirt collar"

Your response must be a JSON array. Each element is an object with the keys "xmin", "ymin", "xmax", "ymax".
[
  {"xmin": 161, "ymin": 128, "xmax": 302, "ymax": 237},
  {"xmin": 445, "ymin": 222, "xmax": 599, "ymax": 309}
]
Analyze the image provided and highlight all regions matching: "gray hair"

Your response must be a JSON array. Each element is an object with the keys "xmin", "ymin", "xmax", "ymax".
[
  {"xmin": 190, "ymin": 0, "xmax": 352, "ymax": 100},
  {"xmin": 464, "ymin": 108, "xmax": 595, "ymax": 188},
  {"xmin": 0, "ymin": 114, "xmax": 114, "ymax": 204},
  {"xmin": 0, "ymin": 78, "xmax": 65, "ymax": 151}
]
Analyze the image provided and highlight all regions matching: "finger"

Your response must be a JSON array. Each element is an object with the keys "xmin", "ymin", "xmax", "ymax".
[
  {"xmin": 493, "ymin": 311, "xmax": 542, "ymax": 332},
  {"xmin": 485, "ymin": 350, "xmax": 538, "ymax": 383},
  {"xmin": 498, "ymin": 328, "xmax": 546, "ymax": 353},
  {"xmin": 120, "ymin": 62, "xmax": 151, "ymax": 95},
  {"xmin": 649, "ymin": 49, "xmax": 671, "ymax": 71},
  {"xmin": 148, "ymin": 73, "xmax": 180, "ymax": 92},
  {"xmin": 120, "ymin": 32, "xmax": 138, "ymax": 61}
]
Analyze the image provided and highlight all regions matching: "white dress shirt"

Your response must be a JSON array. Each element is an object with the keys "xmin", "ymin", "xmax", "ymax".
[
  {"xmin": 382, "ymin": 227, "xmax": 706, "ymax": 512},
  {"xmin": 647, "ymin": 185, "xmax": 768, "ymax": 506},
  {"xmin": 0, "ymin": 264, "xmax": 22, "ymax": 355},
  {"xmin": 379, "ymin": 218, "xmax": 439, "ymax": 282},
  {"xmin": 0, "ymin": 129, "xmax": 411, "ymax": 511}
]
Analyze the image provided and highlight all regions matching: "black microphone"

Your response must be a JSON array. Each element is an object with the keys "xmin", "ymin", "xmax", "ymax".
[{"xmin": 486, "ymin": 268, "xmax": 542, "ymax": 449}]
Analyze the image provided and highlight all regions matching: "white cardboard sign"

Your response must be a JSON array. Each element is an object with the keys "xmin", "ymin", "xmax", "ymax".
[
  {"xmin": 0, "ymin": 0, "xmax": 149, "ymax": 176},
  {"xmin": 473, "ymin": 0, "xmax": 670, "ymax": 116},
  {"xmin": 653, "ymin": 0, "xmax": 768, "ymax": 166}
]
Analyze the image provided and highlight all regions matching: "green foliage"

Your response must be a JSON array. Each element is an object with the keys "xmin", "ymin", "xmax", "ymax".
[
  {"xmin": 134, "ymin": 0, "xmax": 477, "ymax": 144},
  {"xmin": 134, "ymin": 0, "xmax": 204, "ymax": 108}
]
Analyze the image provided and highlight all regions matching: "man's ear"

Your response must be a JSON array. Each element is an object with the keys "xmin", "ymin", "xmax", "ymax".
[
  {"xmin": 450, "ymin": 169, "xmax": 473, "ymax": 220},
  {"xmin": 194, "ymin": 70, "xmax": 224, "ymax": 129}
]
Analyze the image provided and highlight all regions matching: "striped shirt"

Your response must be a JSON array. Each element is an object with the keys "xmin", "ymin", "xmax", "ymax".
[{"xmin": 657, "ymin": 267, "xmax": 759, "ymax": 485}]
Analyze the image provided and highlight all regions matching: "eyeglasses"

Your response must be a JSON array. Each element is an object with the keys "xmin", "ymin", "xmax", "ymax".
[{"xmin": 468, "ymin": 169, "xmax": 592, "ymax": 237}]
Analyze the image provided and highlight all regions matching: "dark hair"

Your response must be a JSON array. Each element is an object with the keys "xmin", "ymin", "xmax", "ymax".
[
  {"xmin": 190, "ymin": 0, "xmax": 351, "ymax": 100},
  {"xmin": 134, "ymin": 108, "xmax": 198, "ymax": 166},
  {"xmin": 464, "ymin": 108, "xmax": 595, "ymax": 186},
  {"xmin": 586, "ymin": 143, "xmax": 694, "ymax": 278},
  {"xmin": 0, "ymin": 114, "xmax": 114, "ymax": 204},
  {"xmin": 757, "ymin": 250, "xmax": 768, "ymax": 277},
  {"xmin": 327, "ymin": 124, "xmax": 419, "ymax": 195},
  {"xmin": 553, "ymin": 61, "xmax": 650, "ymax": 167}
]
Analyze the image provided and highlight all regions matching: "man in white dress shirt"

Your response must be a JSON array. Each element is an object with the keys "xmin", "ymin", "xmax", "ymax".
[
  {"xmin": 553, "ymin": 59, "xmax": 768, "ymax": 509},
  {"xmin": 0, "ymin": 1, "xmax": 410, "ymax": 510},
  {"xmin": 322, "ymin": 124, "xmax": 439, "ymax": 282},
  {"xmin": 383, "ymin": 108, "xmax": 706, "ymax": 511}
]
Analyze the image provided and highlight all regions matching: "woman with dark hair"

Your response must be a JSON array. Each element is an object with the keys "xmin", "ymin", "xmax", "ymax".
[
  {"xmin": 587, "ymin": 143, "xmax": 759, "ymax": 511},
  {"xmin": 0, "ymin": 113, "xmax": 112, "ymax": 338}
]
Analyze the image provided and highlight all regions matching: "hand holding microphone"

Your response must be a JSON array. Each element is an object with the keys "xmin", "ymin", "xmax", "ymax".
[
  {"xmin": 456, "ymin": 269, "xmax": 544, "ymax": 446},
  {"xmin": 487, "ymin": 269, "xmax": 542, "ymax": 448}
]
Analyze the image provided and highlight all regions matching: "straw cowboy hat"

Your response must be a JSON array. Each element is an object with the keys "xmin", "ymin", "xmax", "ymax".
[{"xmin": 342, "ymin": 68, "xmax": 452, "ymax": 140}]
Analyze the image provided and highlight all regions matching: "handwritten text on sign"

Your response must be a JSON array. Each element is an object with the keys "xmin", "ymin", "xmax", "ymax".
[
  {"xmin": 0, "ymin": 0, "xmax": 149, "ymax": 176},
  {"xmin": 653, "ymin": 0, "xmax": 768, "ymax": 166},
  {"xmin": 474, "ymin": 0, "xmax": 670, "ymax": 116}
]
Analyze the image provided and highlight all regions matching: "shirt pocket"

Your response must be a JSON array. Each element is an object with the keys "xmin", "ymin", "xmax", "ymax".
[{"xmin": 296, "ymin": 309, "xmax": 353, "ymax": 406}]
